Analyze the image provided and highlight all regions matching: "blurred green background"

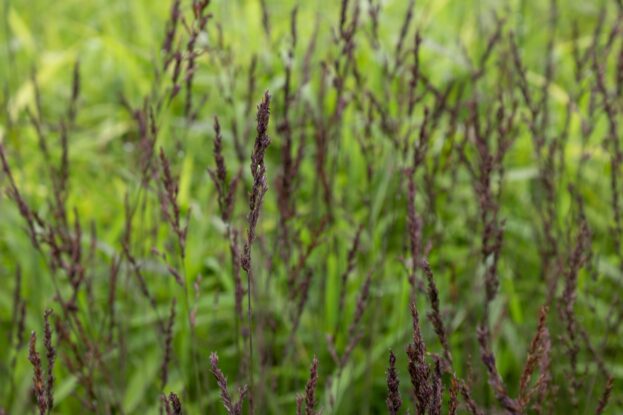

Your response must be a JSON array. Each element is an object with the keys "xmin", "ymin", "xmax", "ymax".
[{"xmin": 1, "ymin": 0, "xmax": 621, "ymax": 413}]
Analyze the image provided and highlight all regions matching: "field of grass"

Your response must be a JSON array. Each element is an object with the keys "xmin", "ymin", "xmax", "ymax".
[{"xmin": 1, "ymin": 0, "xmax": 622, "ymax": 413}]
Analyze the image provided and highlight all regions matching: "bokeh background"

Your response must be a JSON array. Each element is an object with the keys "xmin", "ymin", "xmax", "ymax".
[{"xmin": 1, "ymin": 0, "xmax": 621, "ymax": 413}]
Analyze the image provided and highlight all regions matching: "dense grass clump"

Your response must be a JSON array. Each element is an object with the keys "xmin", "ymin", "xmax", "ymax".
[{"xmin": 1, "ymin": 0, "xmax": 622, "ymax": 413}]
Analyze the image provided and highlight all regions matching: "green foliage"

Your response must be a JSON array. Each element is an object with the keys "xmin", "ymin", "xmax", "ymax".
[{"xmin": 0, "ymin": 0, "xmax": 622, "ymax": 414}]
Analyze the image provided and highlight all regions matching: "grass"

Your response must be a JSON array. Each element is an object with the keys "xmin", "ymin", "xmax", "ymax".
[{"xmin": 0, "ymin": 0, "xmax": 622, "ymax": 413}]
